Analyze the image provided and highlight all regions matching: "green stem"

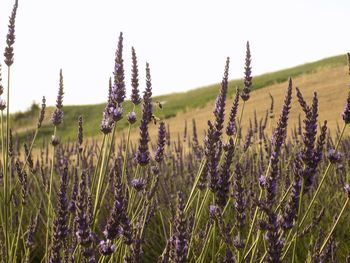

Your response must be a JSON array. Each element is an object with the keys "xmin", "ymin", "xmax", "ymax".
[
  {"xmin": 291, "ymin": 177, "xmax": 305, "ymax": 263},
  {"xmin": 91, "ymin": 135, "xmax": 106, "ymax": 192},
  {"xmin": 45, "ymin": 126, "xmax": 57, "ymax": 262},
  {"xmin": 319, "ymin": 197, "xmax": 349, "ymax": 253},
  {"xmin": 11, "ymin": 205, "xmax": 24, "ymax": 261},
  {"xmin": 242, "ymin": 188, "xmax": 263, "ymax": 259},
  {"xmin": 249, "ymin": 230, "xmax": 261, "ymax": 263},
  {"xmin": 184, "ymin": 158, "xmax": 206, "ymax": 213},
  {"xmin": 282, "ymin": 123, "xmax": 347, "ymax": 259},
  {"xmin": 234, "ymin": 100, "xmax": 246, "ymax": 146},
  {"xmin": 4, "ymin": 66, "xmax": 11, "ymax": 263},
  {"xmin": 122, "ymin": 105, "xmax": 135, "ymax": 186},
  {"xmin": 92, "ymin": 130, "xmax": 113, "ymax": 227}
]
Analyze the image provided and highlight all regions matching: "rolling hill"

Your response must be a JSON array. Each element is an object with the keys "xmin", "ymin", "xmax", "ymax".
[{"xmin": 11, "ymin": 54, "xmax": 349, "ymax": 145}]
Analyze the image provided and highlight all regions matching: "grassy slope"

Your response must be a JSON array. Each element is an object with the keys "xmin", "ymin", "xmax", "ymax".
[{"xmin": 12, "ymin": 54, "xmax": 348, "ymax": 143}]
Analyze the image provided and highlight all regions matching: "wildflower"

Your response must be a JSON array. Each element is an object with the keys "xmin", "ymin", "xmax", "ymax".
[
  {"xmin": 154, "ymin": 121, "xmax": 166, "ymax": 163},
  {"xmin": 4, "ymin": 0, "xmax": 18, "ymax": 66},
  {"xmin": 127, "ymin": 111, "xmax": 137, "ymax": 124},
  {"xmin": 131, "ymin": 47, "xmax": 141, "ymax": 105},
  {"xmin": 135, "ymin": 63, "xmax": 153, "ymax": 166},
  {"xmin": 241, "ymin": 41, "xmax": 252, "ymax": 101}
]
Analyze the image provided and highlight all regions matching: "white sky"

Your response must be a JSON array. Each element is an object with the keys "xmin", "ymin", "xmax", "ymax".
[{"xmin": 0, "ymin": 0, "xmax": 349, "ymax": 112}]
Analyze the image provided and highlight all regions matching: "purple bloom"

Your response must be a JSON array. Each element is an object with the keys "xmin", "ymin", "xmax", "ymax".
[
  {"xmin": 4, "ymin": 0, "xmax": 18, "ymax": 66},
  {"xmin": 56, "ymin": 166, "xmax": 69, "ymax": 241},
  {"xmin": 327, "ymin": 148, "xmax": 342, "ymax": 163},
  {"xmin": 135, "ymin": 63, "xmax": 153, "ymax": 166},
  {"xmin": 131, "ymin": 178, "xmax": 147, "ymax": 192},
  {"xmin": 127, "ymin": 111, "xmax": 137, "ymax": 124},
  {"xmin": 100, "ymin": 109, "xmax": 114, "ymax": 134},
  {"xmin": 109, "ymin": 106, "xmax": 123, "ymax": 122},
  {"xmin": 280, "ymin": 156, "xmax": 302, "ymax": 231},
  {"xmin": 75, "ymin": 171, "xmax": 93, "ymax": 248},
  {"xmin": 241, "ymin": 41, "xmax": 252, "ymax": 101},
  {"xmin": 216, "ymin": 138, "xmax": 234, "ymax": 207},
  {"xmin": 112, "ymin": 32, "xmax": 126, "ymax": 104},
  {"xmin": 213, "ymin": 57, "xmax": 230, "ymax": 138},
  {"xmin": 51, "ymin": 70, "xmax": 64, "ymax": 126},
  {"xmin": 265, "ymin": 78, "xmax": 292, "ymax": 207},
  {"xmin": 205, "ymin": 121, "xmax": 219, "ymax": 192},
  {"xmin": 51, "ymin": 108, "xmax": 64, "ymax": 126},
  {"xmin": 26, "ymin": 208, "xmax": 40, "ymax": 248},
  {"xmin": 170, "ymin": 192, "xmax": 189, "ymax": 263},
  {"xmin": 232, "ymin": 163, "xmax": 246, "ymax": 246},
  {"xmin": 103, "ymin": 160, "xmax": 131, "ymax": 244},
  {"xmin": 131, "ymin": 47, "xmax": 141, "ymax": 105},
  {"xmin": 344, "ymin": 184, "xmax": 350, "ymax": 197},
  {"xmin": 37, "ymin": 96, "xmax": 46, "ymax": 128},
  {"xmin": 226, "ymin": 88, "xmax": 240, "ymax": 136},
  {"xmin": 154, "ymin": 121, "xmax": 166, "ymax": 163},
  {"xmin": 98, "ymin": 239, "xmax": 116, "ymax": 256}
]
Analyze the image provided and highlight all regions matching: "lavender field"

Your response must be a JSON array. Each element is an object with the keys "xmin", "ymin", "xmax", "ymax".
[{"xmin": 2, "ymin": 1, "xmax": 350, "ymax": 263}]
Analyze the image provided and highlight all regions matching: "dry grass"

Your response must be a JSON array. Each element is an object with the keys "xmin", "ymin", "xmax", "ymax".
[{"xmin": 126, "ymin": 64, "xmax": 349, "ymax": 143}]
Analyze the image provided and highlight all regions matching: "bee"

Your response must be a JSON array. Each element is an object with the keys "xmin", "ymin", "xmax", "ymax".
[
  {"xmin": 155, "ymin": 101, "xmax": 163, "ymax": 109},
  {"xmin": 151, "ymin": 114, "xmax": 160, "ymax": 125}
]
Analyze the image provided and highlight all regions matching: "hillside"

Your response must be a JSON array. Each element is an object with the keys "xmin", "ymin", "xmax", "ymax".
[{"xmin": 12, "ymin": 54, "xmax": 349, "ymax": 144}]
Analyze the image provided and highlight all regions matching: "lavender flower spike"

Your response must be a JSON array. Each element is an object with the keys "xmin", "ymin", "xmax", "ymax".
[
  {"xmin": 213, "ymin": 57, "xmax": 230, "ymax": 138},
  {"xmin": 51, "ymin": 69, "xmax": 64, "ymax": 126},
  {"xmin": 226, "ymin": 87, "xmax": 240, "ymax": 136},
  {"xmin": 37, "ymin": 96, "xmax": 46, "ymax": 128},
  {"xmin": 135, "ymin": 63, "xmax": 153, "ymax": 166},
  {"xmin": 113, "ymin": 32, "xmax": 126, "ymax": 104},
  {"xmin": 4, "ymin": 0, "xmax": 18, "ymax": 67},
  {"xmin": 155, "ymin": 121, "xmax": 166, "ymax": 163},
  {"xmin": 241, "ymin": 41, "xmax": 252, "ymax": 101},
  {"xmin": 131, "ymin": 47, "xmax": 141, "ymax": 105},
  {"xmin": 205, "ymin": 120, "xmax": 219, "ymax": 192},
  {"xmin": 265, "ymin": 77, "xmax": 292, "ymax": 207},
  {"xmin": 170, "ymin": 191, "xmax": 189, "ymax": 263}
]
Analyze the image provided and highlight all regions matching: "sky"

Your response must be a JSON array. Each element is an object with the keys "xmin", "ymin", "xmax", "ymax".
[{"xmin": 0, "ymin": 0, "xmax": 349, "ymax": 112}]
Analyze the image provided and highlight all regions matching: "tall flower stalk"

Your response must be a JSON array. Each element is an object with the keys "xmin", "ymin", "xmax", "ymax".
[
  {"xmin": 45, "ymin": 69, "xmax": 65, "ymax": 260},
  {"xmin": 3, "ymin": 1, "xmax": 18, "ymax": 261}
]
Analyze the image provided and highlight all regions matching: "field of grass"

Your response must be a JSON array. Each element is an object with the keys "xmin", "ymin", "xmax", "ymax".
[
  {"xmin": 12, "ymin": 54, "xmax": 348, "ymax": 144},
  {"xmin": 5, "ymin": 1, "xmax": 350, "ymax": 262}
]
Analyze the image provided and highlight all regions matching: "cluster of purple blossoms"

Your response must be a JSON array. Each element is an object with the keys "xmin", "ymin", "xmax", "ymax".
[
  {"xmin": 213, "ymin": 57, "xmax": 230, "ymax": 138},
  {"xmin": 280, "ymin": 155, "xmax": 303, "ymax": 230},
  {"xmin": 232, "ymin": 163, "xmax": 246, "ymax": 249},
  {"xmin": 226, "ymin": 88, "xmax": 240, "ymax": 136},
  {"xmin": 154, "ymin": 121, "xmax": 166, "ymax": 163},
  {"xmin": 296, "ymin": 88, "xmax": 327, "ymax": 193},
  {"xmin": 100, "ymin": 33, "xmax": 126, "ymax": 134},
  {"xmin": 265, "ymin": 78, "xmax": 292, "ymax": 207},
  {"xmin": 216, "ymin": 138, "xmax": 234, "ymax": 207},
  {"xmin": 131, "ymin": 47, "xmax": 141, "ymax": 105},
  {"xmin": 101, "ymin": 161, "xmax": 131, "ymax": 245},
  {"xmin": 75, "ymin": 171, "xmax": 95, "ymax": 261},
  {"xmin": 205, "ymin": 121, "xmax": 219, "ymax": 192},
  {"xmin": 4, "ymin": 0, "xmax": 18, "ymax": 67},
  {"xmin": 51, "ymin": 70, "xmax": 64, "ymax": 126},
  {"xmin": 169, "ymin": 192, "xmax": 189, "ymax": 263},
  {"xmin": 135, "ymin": 63, "xmax": 153, "ymax": 166},
  {"xmin": 241, "ymin": 41, "xmax": 252, "ymax": 101}
]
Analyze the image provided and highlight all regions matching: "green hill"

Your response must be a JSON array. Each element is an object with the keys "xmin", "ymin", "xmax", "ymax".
[{"xmin": 12, "ymin": 54, "xmax": 347, "ymax": 143}]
